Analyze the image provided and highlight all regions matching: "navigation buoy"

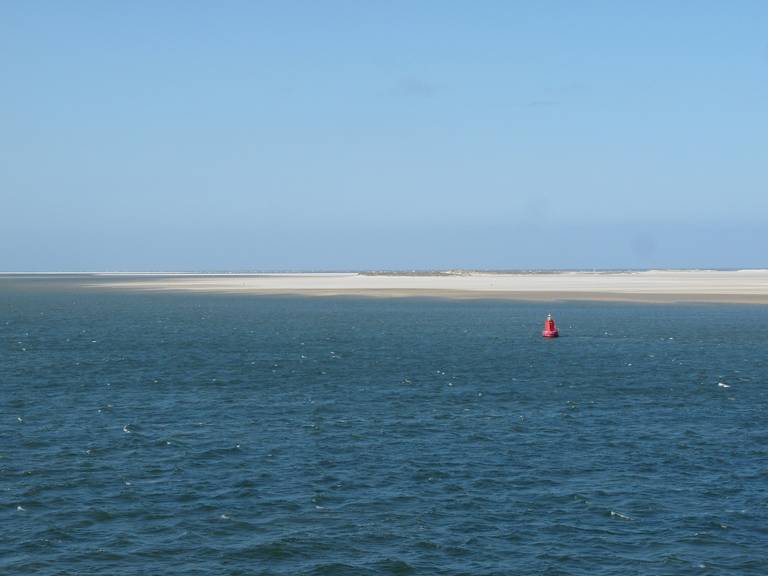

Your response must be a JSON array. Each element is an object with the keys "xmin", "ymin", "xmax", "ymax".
[{"xmin": 542, "ymin": 313, "xmax": 559, "ymax": 338}]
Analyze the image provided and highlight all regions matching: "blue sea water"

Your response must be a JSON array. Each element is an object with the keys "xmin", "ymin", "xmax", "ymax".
[{"xmin": 1, "ymin": 276, "xmax": 767, "ymax": 575}]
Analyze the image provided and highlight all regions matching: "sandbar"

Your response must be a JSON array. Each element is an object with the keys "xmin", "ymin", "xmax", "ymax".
[{"xmin": 82, "ymin": 270, "xmax": 768, "ymax": 304}]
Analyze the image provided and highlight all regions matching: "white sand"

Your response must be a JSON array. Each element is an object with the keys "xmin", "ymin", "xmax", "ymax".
[{"xmin": 86, "ymin": 270, "xmax": 768, "ymax": 303}]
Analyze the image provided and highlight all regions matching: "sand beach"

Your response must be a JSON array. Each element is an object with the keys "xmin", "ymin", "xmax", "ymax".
[{"xmin": 85, "ymin": 270, "xmax": 768, "ymax": 303}]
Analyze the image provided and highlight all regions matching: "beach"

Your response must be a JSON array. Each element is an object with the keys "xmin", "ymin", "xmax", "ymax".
[{"xmin": 82, "ymin": 270, "xmax": 768, "ymax": 303}]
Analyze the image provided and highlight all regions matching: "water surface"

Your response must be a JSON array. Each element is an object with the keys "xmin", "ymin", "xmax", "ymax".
[{"xmin": 2, "ymin": 277, "xmax": 767, "ymax": 575}]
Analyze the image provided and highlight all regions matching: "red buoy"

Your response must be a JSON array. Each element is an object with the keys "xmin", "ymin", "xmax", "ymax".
[{"xmin": 542, "ymin": 313, "xmax": 559, "ymax": 338}]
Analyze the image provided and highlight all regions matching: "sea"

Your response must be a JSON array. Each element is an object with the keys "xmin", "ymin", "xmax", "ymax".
[{"xmin": 2, "ymin": 276, "xmax": 767, "ymax": 575}]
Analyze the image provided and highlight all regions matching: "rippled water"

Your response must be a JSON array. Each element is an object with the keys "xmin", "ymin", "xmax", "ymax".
[{"xmin": 2, "ymin": 277, "xmax": 767, "ymax": 575}]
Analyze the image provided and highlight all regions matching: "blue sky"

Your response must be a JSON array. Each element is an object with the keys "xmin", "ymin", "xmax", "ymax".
[{"xmin": 1, "ymin": 1, "xmax": 766, "ymax": 270}]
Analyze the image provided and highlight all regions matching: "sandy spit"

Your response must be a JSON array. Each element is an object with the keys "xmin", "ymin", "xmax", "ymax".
[{"xmin": 82, "ymin": 270, "xmax": 768, "ymax": 304}]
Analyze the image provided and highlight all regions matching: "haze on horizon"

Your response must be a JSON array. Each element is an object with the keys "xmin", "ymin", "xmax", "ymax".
[{"xmin": 1, "ymin": 2, "xmax": 766, "ymax": 272}]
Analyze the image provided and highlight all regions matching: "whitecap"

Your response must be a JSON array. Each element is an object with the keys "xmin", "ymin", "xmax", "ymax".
[
  {"xmin": 718, "ymin": 382, "xmax": 730, "ymax": 388},
  {"xmin": 123, "ymin": 425, "xmax": 131, "ymax": 433},
  {"xmin": 610, "ymin": 510, "xmax": 632, "ymax": 520},
  {"xmin": 16, "ymin": 505, "xmax": 25, "ymax": 511}
]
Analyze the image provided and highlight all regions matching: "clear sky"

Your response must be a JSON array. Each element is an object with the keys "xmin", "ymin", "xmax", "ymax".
[{"xmin": 1, "ymin": 1, "xmax": 766, "ymax": 271}]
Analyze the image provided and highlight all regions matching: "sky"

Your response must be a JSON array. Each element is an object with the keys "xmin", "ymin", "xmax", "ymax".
[{"xmin": 1, "ymin": 1, "xmax": 766, "ymax": 271}]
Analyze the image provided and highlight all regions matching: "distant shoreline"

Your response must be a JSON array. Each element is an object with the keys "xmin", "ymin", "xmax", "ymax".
[
  {"xmin": 1, "ymin": 268, "xmax": 766, "ymax": 275},
  {"xmin": 3, "ymin": 270, "xmax": 762, "ymax": 304}
]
